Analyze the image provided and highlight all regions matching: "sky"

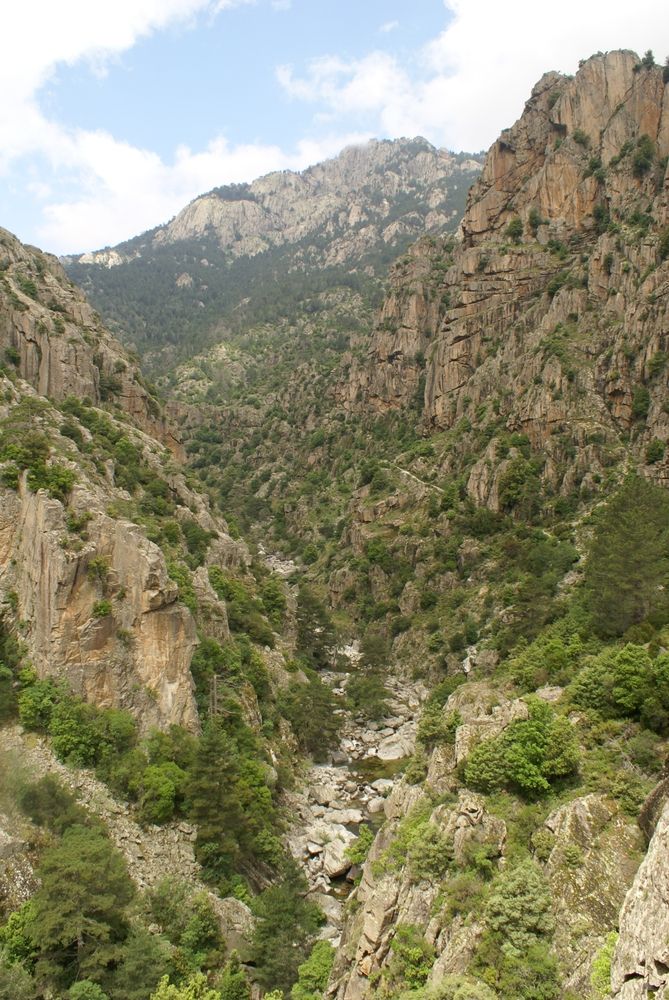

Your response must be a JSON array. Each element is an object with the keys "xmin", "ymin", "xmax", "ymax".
[{"xmin": 1, "ymin": 0, "xmax": 668, "ymax": 255}]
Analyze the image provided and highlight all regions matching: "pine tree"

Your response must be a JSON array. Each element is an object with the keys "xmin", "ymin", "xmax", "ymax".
[
  {"xmin": 26, "ymin": 825, "xmax": 134, "ymax": 990},
  {"xmin": 585, "ymin": 475, "xmax": 669, "ymax": 636},
  {"xmin": 186, "ymin": 722, "xmax": 245, "ymax": 883}
]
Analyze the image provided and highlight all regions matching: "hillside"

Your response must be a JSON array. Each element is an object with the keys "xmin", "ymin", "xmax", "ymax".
[{"xmin": 2, "ymin": 47, "xmax": 669, "ymax": 1000}]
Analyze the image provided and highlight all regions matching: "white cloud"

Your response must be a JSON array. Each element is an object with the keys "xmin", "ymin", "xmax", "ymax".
[
  {"xmin": 271, "ymin": 0, "xmax": 292, "ymax": 10},
  {"xmin": 277, "ymin": 0, "xmax": 669, "ymax": 152},
  {"xmin": 380, "ymin": 20, "xmax": 399, "ymax": 33},
  {"xmin": 0, "ymin": 0, "xmax": 345, "ymax": 253}
]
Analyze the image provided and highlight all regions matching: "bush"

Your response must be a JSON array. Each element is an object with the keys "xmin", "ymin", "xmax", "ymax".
[
  {"xmin": 417, "ymin": 706, "xmax": 461, "ymax": 750},
  {"xmin": 139, "ymin": 762, "xmax": 187, "ymax": 824},
  {"xmin": 277, "ymin": 676, "xmax": 340, "ymax": 760},
  {"xmin": 18, "ymin": 678, "xmax": 60, "ymax": 730},
  {"xmin": 17, "ymin": 774, "xmax": 89, "ymax": 834},
  {"xmin": 473, "ymin": 860, "xmax": 560, "ymax": 999},
  {"xmin": 591, "ymin": 931, "xmax": 618, "ymax": 998},
  {"xmin": 528, "ymin": 208, "xmax": 543, "ymax": 234},
  {"xmin": 208, "ymin": 567, "xmax": 275, "ymax": 647},
  {"xmin": 346, "ymin": 670, "xmax": 388, "ymax": 721},
  {"xmin": 645, "ymin": 439, "xmax": 665, "ymax": 464},
  {"xmin": 465, "ymin": 699, "xmax": 579, "ymax": 797},
  {"xmin": 570, "ymin": 643, "xmax": 669, "ymax": 733},
  {"xmin": 251, "ymin": 864, "xmax": 323, "ymax": 992},
  {"xmin": 291, "ymin": 941, "xmax": 334, "ymax": 1000},
  {"xmin": 381, "ymin": 924, "xmax": 435, "ymax": 993},
  {"xmin": 506, "ymin": 217, "xmax": 523, "ymax": 243},
  {"xmin": 632, "ymin": 134, "xmax": 655, "ymax": 177},
  {"xmin": 345, "ymin": 824, "xmax": 374, "ymax": 866},
  {"xmin": 658, "ymin": 228, "xmax": 669, "ymax": 261}
]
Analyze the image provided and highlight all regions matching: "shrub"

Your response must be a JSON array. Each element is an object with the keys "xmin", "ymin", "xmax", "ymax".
[
  {"xmin": 591, "ymin": 931, "xmax": 618, "ymax": 998},
  {"xmin": 16, "ymin": 774, "xmax": 89, "ymax": 834},
  {"xmin": 632, "ymin": 385, "xmax": 650, "ymax": 420},
  {"xmin": 208, "ymin": 567, "xmax": 275, "ymax": 647},
  {"xmin": 91, "ymin": 599, "xmax": 112, "ymax": 618},
  {"xmin": 572, "ymin": 128, "xmax": 589, "ymax": 147},
  {"xmin": 465, "ymin": 699, "xmax": 579, "ymax": 798},
  {"xmin": 68, "ymin": 982, "xmax": 109, "ymax": 1000},
  {"xmin": 528, "ymin": 208, "xmax": 543, "ymax": 234},
  {"xmin": 645, "ymin": 439, "xmax": 665, "ymax": 464},
  {"xmin": 506, "ymin": 217, "xmax": 523, "ymax": 243},
  {"xmin": 139, "ymin": 762, "xmax": 187, "ymax": 824},
  {"xmin": 49, "ymin": 698, "xmax": 101, "ymax": 766},
  {"xmin": 181, "ymin": 519, "xmax": 213, "ymax": 568},
  {"xmin": 291, "ymin": 941, "xmax": 334, "ymax": 1000},
  {"xmin": 632, "ymin": 134, "xmax": 655, "ymax": 177},
  {"xmin": 381, "ymin": 924, "xmax": 435, "ymax": 993},
  {"xmin": 473, "ymin": 860, "xmax": 561, "ymax": 999},
  {"xmin": 417, "ymin": 706, "xmax": 461, "ymax": 750},
  {"xmin": 87, "ymin": 556, "xmax": 110, "ymax": 585},
  {"xmin": 346, "ymin": 670, "xmax": 388, "ymax": 721},
  {"xmin": 277, "ymin": 676, "xmax": 340, "ymax": 760},
  {"xmin": 406, "ymin": 822, "xmax": 454, "ymax": 882},
  {"xmin": 345, "ymin": 824, "xmax": 374, "ymax": 866},
  {"xmin": 570, "ymin": 644, "xmax": 669, "ymax": 734},
  {"xmin": 584, "ymin": 475, "xmax": 669, "ymax": 637}
]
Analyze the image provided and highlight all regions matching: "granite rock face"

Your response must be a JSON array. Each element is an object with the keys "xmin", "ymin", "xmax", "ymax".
[
  {"xmin": 0, "ymin": 227, "xmax": 182, "ymax": 456},
  {"xmin": 0, "ymin": 480, "xmax": 199, "ymax": 731},
  {"xmin": 351, "ymin": 52, "xmax": 669, "ymax": 498},
  {"xmin": 0, "ymin": 229, "xmax": 254, "ymax": 731},
  {"xmin": 609, "ymin": 799, "xmax": 669, "ymax": 999},
  {"xmin": 74, "ymin": 139, "xmax": 482, "ymax": 267}
]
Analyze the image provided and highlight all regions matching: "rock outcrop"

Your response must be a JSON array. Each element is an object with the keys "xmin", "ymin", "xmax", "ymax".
[
  {"xmin": 329, "ymin": 789, "xmax": 505, "ymax": 1000},
  {"xmin": 541, "ymin": 794, "xmax": 643, "ymax": 996},
  {"xmin": 0, "ymin": 228, "xmax": 255, "ymax": 731},
  {"xmin": 609, "ymin": 798, "xmax": 669, "ymax": 999},
  {"xmin": 0, "ymin": 478, "xmax": 198, "ymax": 731},
  {"xmin": 352, "ymin": 51, "xmax": 669, "ymax": 500},
  {"xmin": 0, "ymin": 727, "xmax": 256, "ymax": 957},
  {"xmin": 0, "ymin": 227, "xmax": 182, "ymax": 456}
]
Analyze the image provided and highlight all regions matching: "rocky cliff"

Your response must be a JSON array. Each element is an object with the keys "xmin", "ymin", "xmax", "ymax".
[
  {"xmin": 609, "ymin": 796, "xmax": 669, "ymax": 998},
  {"xmin": 352, "ymin": 51, "xmax": 669, "ymax": 505},
  {"xmin": 0, "ymin": 227, "xmax": 254, "ymax": 731},
  {"xmin": 0, "ymin": 228, "xmax": 182, "ymax": 455}
]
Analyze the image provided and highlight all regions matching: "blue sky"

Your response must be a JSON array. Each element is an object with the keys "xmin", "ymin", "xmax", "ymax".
[{"xmin": 1, "ymin": 0, "xmax": 668, "ymax": 254}]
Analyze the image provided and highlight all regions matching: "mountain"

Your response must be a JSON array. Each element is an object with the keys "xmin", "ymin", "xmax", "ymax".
[
  {"xmin": 2, "ymin": 47, "xmax": 669, "ymax": 1000},
  {"xmin": 63, "ymin": 138, "xmax": 483, "ymax": 369}
]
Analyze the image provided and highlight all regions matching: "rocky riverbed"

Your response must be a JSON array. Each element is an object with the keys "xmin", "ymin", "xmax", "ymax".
[{"xmin": 284, "ymin": 670, "xmax": 428, "ymax": 944}]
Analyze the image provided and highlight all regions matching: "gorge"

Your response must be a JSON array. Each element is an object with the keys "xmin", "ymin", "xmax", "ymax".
[{"xmin": 1, "ymin": 46, "xmax": 669, "ymax": 1000}]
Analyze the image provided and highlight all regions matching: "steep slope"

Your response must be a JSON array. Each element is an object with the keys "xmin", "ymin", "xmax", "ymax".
[
  {"xmin": 353, "ymin": 50, "xmax": 669, "ymax": 502},
  {"xmin": 64, "ymin": 138, "xmax": 483, "ymax": 370},
  {"xmin": 0, "ymin": 226, "xmax": 255, "ymax": 731}
]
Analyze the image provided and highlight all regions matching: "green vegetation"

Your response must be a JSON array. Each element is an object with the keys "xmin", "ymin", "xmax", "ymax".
[
  {"xmin": 505, "ymin": 218, "xmax": 523, "ymax": 243},
  {"xmin": 632, "ymin": 134, "xmax": 655, "ymax": 177},
  {"xmin": 584, "ymin": 475, "xmax": 669, "ymax": 637},
  {"xmin": 251, "ymin": 864, "xmax": 323, "ymax": 992},
  {"xmin": 465, "ymin": 700, "xmax": 580, "ymax": 797},
  {"xmin": 473, "ymin": 861, "xmax": 560, "ymax": 999},
  {"xmin": 290, "ymin": 941, "xmax": 334, "ymax": 1000}
]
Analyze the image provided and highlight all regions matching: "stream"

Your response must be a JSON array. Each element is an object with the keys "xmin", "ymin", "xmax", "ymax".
[{"xmin": 284, "ymin": 666, "xmax": 428, "ymax": 944}]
